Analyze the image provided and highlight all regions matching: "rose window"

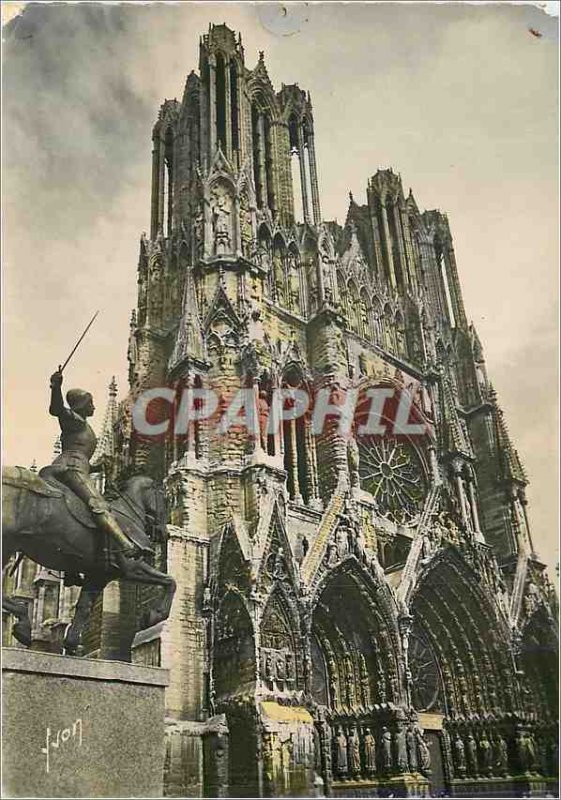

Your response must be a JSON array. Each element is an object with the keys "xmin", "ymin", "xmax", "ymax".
[
  {"xmin": 357, "ymin": 436, "xmax": 427, "ymax": 522},
  {"xmin": 408, "ymin": 633, "xmax": 442, "ymax": 712}
]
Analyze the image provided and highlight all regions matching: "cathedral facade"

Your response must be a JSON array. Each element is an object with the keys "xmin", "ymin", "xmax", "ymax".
[{"xmin": 5, "ymin": 24, "xmax": 558, "ymax": 798}]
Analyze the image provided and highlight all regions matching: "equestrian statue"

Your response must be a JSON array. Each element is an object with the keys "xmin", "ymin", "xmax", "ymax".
[{"xmin": 2, "ymin": 350, "xmax": 176, "ymax": 655}]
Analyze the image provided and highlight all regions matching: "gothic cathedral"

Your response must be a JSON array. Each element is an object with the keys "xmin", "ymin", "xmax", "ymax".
[{"xmin": 8, "ymin": 24, "xmax": 559, "ymax": 798}]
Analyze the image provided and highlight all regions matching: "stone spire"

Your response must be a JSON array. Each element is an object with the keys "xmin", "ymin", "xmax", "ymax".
[
  {"xmin": 168, "ymin": 270, "xmax": 206, "ymax": 373},
  {"xmin": 489, "ymin": 388, "xmax": 527, "ymax": 484},
  {"xmin": 92, "ymin": 377, "xmax": 118, "ymax": 465},
  {"xmin": 440, "ymin": 372, "xmax": 473, "ymax": 458}
]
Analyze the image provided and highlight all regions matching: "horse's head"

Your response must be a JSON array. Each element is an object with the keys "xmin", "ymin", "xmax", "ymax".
[{"xmin": 121, "ymin": 475, "xmax": 168, "ymax": 542}]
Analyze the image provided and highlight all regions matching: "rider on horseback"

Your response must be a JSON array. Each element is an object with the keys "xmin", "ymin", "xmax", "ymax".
[{"xmin": 46, "ymin": 369, "xmax": 135, "ymax": 568}]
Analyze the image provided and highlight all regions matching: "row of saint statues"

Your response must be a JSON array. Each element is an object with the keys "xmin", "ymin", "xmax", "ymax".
[{"xmin": 331, "ymin": 722, "xmax": 431, "ymax": 779}]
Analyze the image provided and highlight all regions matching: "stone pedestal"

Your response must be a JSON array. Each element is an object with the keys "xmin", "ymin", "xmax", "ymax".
[
  {"xmin": 260, "ymin": 701, "xmax": 316, "ymax": 797},
  {"xmin": 2, "ymin": 647, "xmax": 169, "ymax": 798}
]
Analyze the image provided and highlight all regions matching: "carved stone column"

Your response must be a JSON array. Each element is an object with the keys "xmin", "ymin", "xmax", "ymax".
[
  {"xmin": 305, "ymin": 419, "xmax": 320, "ymax": 508},
  {"xmin": 398, "ymin": 613, "xmax": 414, "ymax": 709},
  {"xmin": 287, "ymin": 419, "xmax": 302, "ymax": 503}
]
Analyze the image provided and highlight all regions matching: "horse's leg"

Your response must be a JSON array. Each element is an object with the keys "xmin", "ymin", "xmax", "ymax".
[
  {"xmin": 63, "ymin": 578, "xmax": 106, "ymax": 656},
  {"xmin": 120, "ymin": 559, "xmax": 176, "ymax": 629},
  {"xmin": 2, "ymin": 595, "xmax": 32, "ymax": 646}
]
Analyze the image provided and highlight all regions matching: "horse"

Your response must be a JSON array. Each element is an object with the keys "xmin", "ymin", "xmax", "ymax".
[{"xmin": 2, "ymin": 466, "xmax": 176, "ymax": 655}]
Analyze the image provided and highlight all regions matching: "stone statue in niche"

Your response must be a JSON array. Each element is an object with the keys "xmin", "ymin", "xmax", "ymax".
[
  {"xmin": 258, "ymin": 389, "xmax": 270, "ymax": 452},
  {"xmin": 523, "ymin": 582, "xmax": 540, "ymax": 617},
  {"xmin": 396, "ymin": 726, "xmax": 408, "ymax": 772},
  {"xmin": 285, "ymin": 651, "xmax": 295, "ymax": 683},
  {"xmin": 348, "ymin": 726, "xmax": 361, "ymax": 775},
  {"xmin": 406, "ymin": 725, "xmax": 418, "ymax": 772},
  {"xmin": 414, "ymin": 725, "xmax": 431, "ymax": 774},
  {"xmin": 276, "ymin": 652, "xmax": 286, "ymax": 682},
  {"xmin": 287, "ymin": 251, "xmax": 301, "ymax": 312},
  {"xmin": 326, "ymin": 542, "xmax": 338, "ymax": 568},
  {"xmin": 363, "ymin": 727, "xmax": 376, "ymax": 775},
  {"xmin": 521, "ymin": 731, "xmax": 537, "ymax": 772},
  {"xmin": 493, "ymin": 734, "xmax": 508, "ymax": 776},
  {"xmin": 465, "ymin": 732, "xmax": 478, "ymax": 776},
  {"xmin": 453, "ymin": 733, "xmax": 466, "ymax": 775},
  {"xmin": 359, "ymin": 352, "xmax": 368, "ymax": 377},
  {"xmin": 336, "ymin": 526, "xmax": 349, "ymax": 560},
  {"xmin": 258, "ymin": 239, "xmax": 270, "ymax": 272},
  {"xmin": 381, "ymin": 727, "xmax": 393, "ymax": 772},
  {"xmin": 239, "ymin": 192, "xmax": 253, "ymax": 258},
  {"xmin": 211, "ymin": 186, "xmax": 232, "ymax": 255},
  {"xmin": 193, "ymin": 206, "xmax": 204, "ymax": 258},
  {"xmin": 335, "ymin": 727, "xmax": 348, "ymax": 775},
  {"xmin": 479, "ymin": 730, "xmax": 493, "ymax": 776},
  {"xmin": 347, "ymin": 436, "xmax": 360, "ymax": 489},
  {"xmin": 264, "ymin": 650, "xmax": 274, "ymax": 682}
]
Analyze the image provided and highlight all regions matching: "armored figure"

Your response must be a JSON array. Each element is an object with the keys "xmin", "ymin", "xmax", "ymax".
[
  {"xmin": 44, "ymin": 370, "xmax": 135, "ymax": 569},
  {"xmin": 363, "ymin": 727, "xmax": 376, "ymax": 775}
]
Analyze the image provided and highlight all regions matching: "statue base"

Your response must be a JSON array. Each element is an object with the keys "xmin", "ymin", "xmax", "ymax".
[
  {"xmin": 2, "ymin": 647, "xmax": 169, "ymax": 798},
  {"xmin": 450, "ymin": 775, "xmax": 552, "ymax": 797},
  {"xmin": 332, "ymin": 774, "xmax": 430, "ymax": 798}
]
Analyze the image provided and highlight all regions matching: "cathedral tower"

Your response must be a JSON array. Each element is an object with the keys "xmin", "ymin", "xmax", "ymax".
[{"xmin": 110, "ymin": 24, "xmax": 557, "ymax": 798}]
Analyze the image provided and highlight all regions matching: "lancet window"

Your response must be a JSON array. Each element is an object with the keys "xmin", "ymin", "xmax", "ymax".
[
  {"xmin": 281, "ymin": 366, "xmax": 316, "ymax": 505},
  {"xmin": 251, "ymin": 101, "xmax": 274, "ymax": 211}
]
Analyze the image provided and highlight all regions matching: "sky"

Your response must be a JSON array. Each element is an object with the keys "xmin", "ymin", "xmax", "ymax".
[{"xmin": 2, "ymin": 2, "xmax": 558, "ymax": 574}]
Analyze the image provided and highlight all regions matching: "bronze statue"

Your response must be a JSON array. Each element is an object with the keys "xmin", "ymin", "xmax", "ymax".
[
  {"xmin": 44, "ymin": 370, "xmax": 135, "ymax": 566},
  {"xmin": 2, "ymin": 371, "xmax": 176, "ymax": 655}
]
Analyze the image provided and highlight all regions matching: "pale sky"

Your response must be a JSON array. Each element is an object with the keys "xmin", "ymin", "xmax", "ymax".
[{"xmin": 2, "ymin": 2, "xmax": 558, "ymax": 574}]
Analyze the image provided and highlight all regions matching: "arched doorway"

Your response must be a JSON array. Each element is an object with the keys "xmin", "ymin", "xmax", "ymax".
[{"xmin": 310, "ymin": 560, "xmax": 404, "ymax": 789}]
